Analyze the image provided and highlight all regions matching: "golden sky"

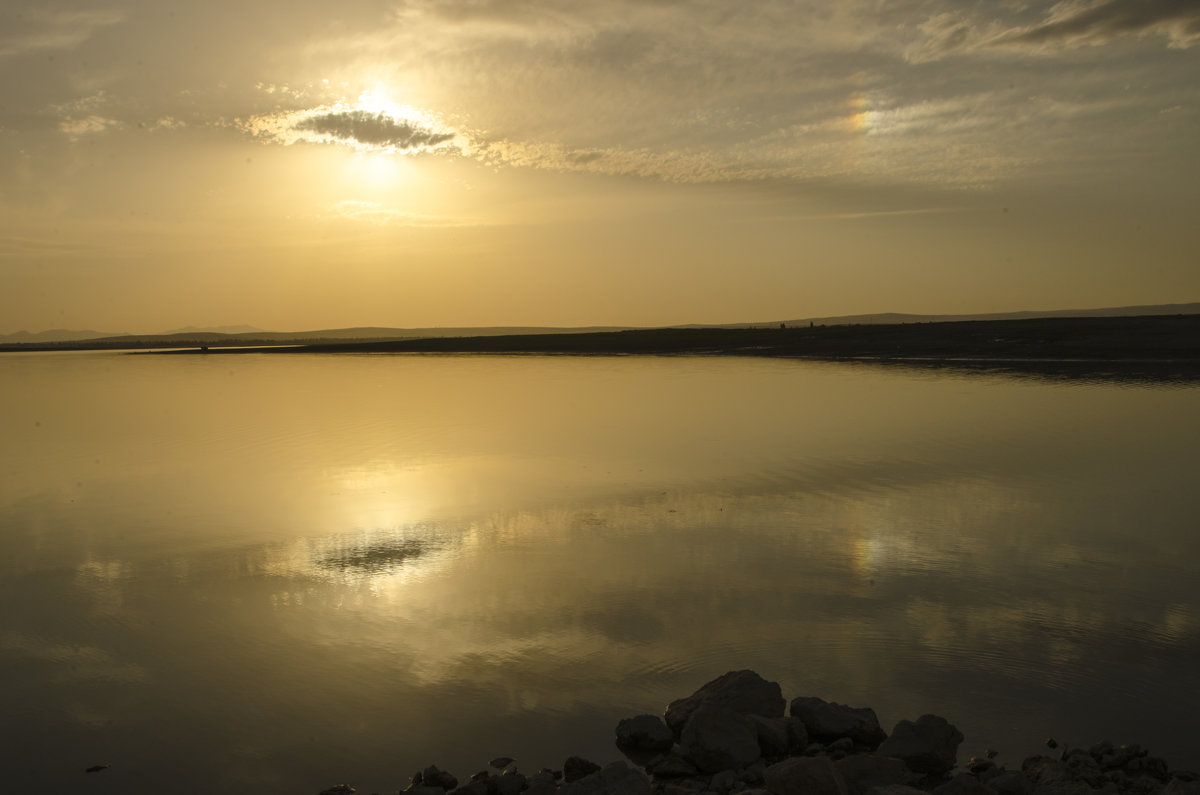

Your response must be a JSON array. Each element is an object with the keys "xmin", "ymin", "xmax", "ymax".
[{"xmin": 2, "ymin": 0, "xmax": 1198, "ymax": 333}]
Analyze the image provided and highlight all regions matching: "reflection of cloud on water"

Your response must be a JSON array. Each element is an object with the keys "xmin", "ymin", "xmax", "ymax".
[{"xmin": 0, "ymin": 631, "xmax": 146, "ymax": 685}]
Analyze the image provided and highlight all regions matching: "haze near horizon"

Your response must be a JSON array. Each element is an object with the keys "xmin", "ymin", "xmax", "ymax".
[{"xmin": 3, "ymin": 0, "xmax": 1198, "ymax": 334}]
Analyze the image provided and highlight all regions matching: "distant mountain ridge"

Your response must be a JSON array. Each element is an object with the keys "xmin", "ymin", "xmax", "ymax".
[
  {"xmin": 699, "ymin": 302, "xmax": 1200, "ymax": 329},
  {"xmin": 4, "ymin": 303, "xmax": 1198, "ymax": 345},
  {"xmin": 0, "ymin": 329, "xmax": 125, "ymax": 343}
]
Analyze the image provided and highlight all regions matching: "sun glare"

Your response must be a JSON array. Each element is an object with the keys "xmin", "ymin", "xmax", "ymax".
[{"xmin": 349, "ymin": 149, "xmax": 404, "ymax": 184}]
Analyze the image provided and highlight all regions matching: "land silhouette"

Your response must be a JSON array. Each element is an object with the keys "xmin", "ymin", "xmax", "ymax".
[{"xmin": 148, "ymin": 314, "xmax": 1198, "ymax": 361}]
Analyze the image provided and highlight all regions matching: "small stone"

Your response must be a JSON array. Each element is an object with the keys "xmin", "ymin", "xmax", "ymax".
[
  {"xmin": 557, "ymin": 761, "xmax": 651, "ymax": 795},
  {"xmin": 645, "ymin": 754, "xmax": 700, "ymax": 779},
  {"xmin": 318, "ymin": 787, "xmax": 355, "ymax": 795},
  {"xmin": 932, "ymin": 773, "xmax": 991, "ymax": 795},
  {"xmin": 969, "ymin": 758, "xmax": 997, "ymax": 775},
  {"xmin": 564, "ymin": 756, "xmax": 602, "ymax": 783},
  {"xmin": 420, "ymin": 765, "xmax": 458, "ymax": 791},
  {"xmin": 834, "ymin": 754, "xmax": 913, "ymax": 795},
  {"xmin": 710, "ymin": 769, "xmax": 738, "ymax": 792},
  {"xmin": 1046, "ymin": 740, "xmax": 1059, "ymax": 750},
  {"xmin": 987, "ymin": 771, "xmax": 1034, "ymax": 795},
  {"xmin": 765, "ymin": 755, "xmax": 850, "ymax": 795},
  {"xmin": 494, "ymin": 771, "xmax": 528, "ymax": 795},
  {"xmin": 1163, "ymin": 778, "xmax": 1200, "ymax": 795},
  {"xmin": 525, "ymin": 771, "xmax": 559, "ymax": 795},
  {"xmin": 829, "ymin": 737, "xmax": 855, "ymax": 754},
  {"xmin": 490, "ymin": 757, "xmax": 515, "ymax": 770}
]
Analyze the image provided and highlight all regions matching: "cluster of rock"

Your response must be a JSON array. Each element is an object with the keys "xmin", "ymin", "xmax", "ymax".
[{"xmin": 320, "ymin": 670, "xmax": 1198, "ymax": 795}]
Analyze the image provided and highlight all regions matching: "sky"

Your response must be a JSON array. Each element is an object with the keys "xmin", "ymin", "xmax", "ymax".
[{"xmin": 2, "ymin": 0, "xmax": 1198, "ymax": 333}]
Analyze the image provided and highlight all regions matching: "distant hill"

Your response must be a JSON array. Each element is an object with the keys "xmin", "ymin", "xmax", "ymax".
[
  {"xmin": 161, "ymin": 325, "xmax": 267, "ymax": 335},
  {"xmin": 4, "ymin": 303, "xmax": 1198, "ymax": 350},
  {"xmin": 737, "ymin": 303, "xmax": 1200, "ymax": 329},
  {"xmin": 0, "ymin": 329, "xmax": 123, "ymax": 343}
]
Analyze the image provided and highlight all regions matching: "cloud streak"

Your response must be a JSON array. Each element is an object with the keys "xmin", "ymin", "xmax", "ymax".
[
  {"xmin": 0, "ymin": 8, "xmax": 125, "ymax": 58},
  {"xmin": 294, "ymin": 110, "xmax": 456, "ymax": 150},
  {"xmin": 1000, "ymin": 0, "xmax": 1200, "ymax": 50},
  {"xmin": 909, "ymin": 0, "xmax": 1200, "ymax": 62},
  {"xmin": 243, "ymin": 103, "xmax": 461, "ymax": 154}
]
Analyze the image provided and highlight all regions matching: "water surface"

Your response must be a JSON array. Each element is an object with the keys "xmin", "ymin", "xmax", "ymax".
[{"xmin": 2, "ymin": 352, "xmax": 1198, "ymax": 794}]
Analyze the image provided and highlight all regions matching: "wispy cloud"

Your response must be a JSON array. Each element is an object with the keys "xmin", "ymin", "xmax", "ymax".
[
  {"xmin": 0, "ymin": 8, "xmax": 125, "ymax": 58},
  {"xmin": 998, "ymin": 0, "xmax": 1200, "ymax": 50},
  {"xmin": 327, "ymin": 201, "xmax": 490, "ymax": 227},
  {"xmin": 0, "ymin": 236, "xmax": 103, "ymax": 257},
  {"xmin": 908, "ymin": 0, "xmax": 1200, "ymax": 62}
]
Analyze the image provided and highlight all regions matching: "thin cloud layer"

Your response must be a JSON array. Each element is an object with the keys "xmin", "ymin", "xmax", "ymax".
[
  {"xmin": 909, "ymin": 0, "xmax": 1200, "ymax": 62},
  {"xmin": 1001, "ymin": 0, "xmax": 1200, "ymax": 50},
  {"xmin": 0, "ymin": 7, "xmax": 125, "ymax": 58}
]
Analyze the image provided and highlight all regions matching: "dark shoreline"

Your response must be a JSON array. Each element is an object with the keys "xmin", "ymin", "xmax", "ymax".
[
  {"xmin": 320, "ymin": 670, "xmax": 1198, "ymax": 795},
  {"xmin": 141, "ymin": 314, "xmax": 1200, "ymax": 363}
]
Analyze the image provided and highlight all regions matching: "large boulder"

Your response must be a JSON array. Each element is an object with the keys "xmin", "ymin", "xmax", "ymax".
[
  {"xmin": 644, "ymin": 753, "xmax": 700, "ymax": 779},
  {"xmin": 766, "ymin": 756, "xmax": 850, "ymax": 795},
  {"xmin": 877, "ymin": 714, "xmax": 964, "ymax": 776},
  {"xmin": 932, "ymin": 773, "xmax": 992, "ymax": 795},
  {"xmin": 835, "ymin": 755, "xmax": 915, "ymax": 795},
  {"xmin": 557, "ymin": 761, "xmax": 652, "ymax": 795},
  {"xmin": 679, "ymin": 704, "xmax": 762, "ymax": 774},
  {"xmin": 747, "ymin": 715, "xmax": 809, "ymax": 759},
  {"xmin": 666, "ymin": 670, "xmax": 786, "ymax": 736},
  {"xmin": 790, "ymin": 697, "xmax": 887, "ymax": 748},
  {"xmin": 616, "ymin": 714, "xmax": 675, "ymax": 753}
]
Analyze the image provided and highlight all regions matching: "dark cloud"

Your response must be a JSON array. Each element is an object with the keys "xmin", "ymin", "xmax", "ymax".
[
  {"xmin": 293, "ymin": 110, "xmax": 455, "ymax": 149},
  {"xmin": 566, "ymin": 150, "xmax": 605, "ymax": 164},
  {"xmin": 999, "ymin": 0, "xmax": 1200, "ymax": 48}
]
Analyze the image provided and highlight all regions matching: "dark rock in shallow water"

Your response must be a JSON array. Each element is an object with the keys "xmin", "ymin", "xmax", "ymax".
[
  {"xmin": 1164, "ymin": 779, "xmax": 1200, "ymax": 795},
  {"xmin": 877, "ymin": 714, "xmax": 964, "ymax": 776},
  {"xmin": 835, "ymin": 753, "xmax": 914, "ymax": 795},
  {"xmin": 644, "ymin": 753, "xmax": 699, "ymax": 779},
  {"xmin": 790, "ymin": 697, "xmax": 887, "ymax": 749},
  {"xmin": 493, "ymin": 771, "xmax": 526, "ymax": 795},
  {"xmin": 489, "ymin": 757, "xmax": 514, "ymax": 770},
  {"xmin": 563, "ymin": 756, "xmax": 602, "ymax": 783},
  {"xmin": 420, "ymin": 765, "xmax": 459, "ymax": 791},
  {"xmin": 766, "ymin": 755, "xmax": 850, "ymax": 795},
  {"xmin": 665, "ymin": 670, "xmax": 786, "ymax": 737},
  {"xmin": 745, "ymin": 714, "xmax": 808, "ymax": 759},
  {"xmin": 558, "ymin": 761, "xmax": 651, "ymax": 795},
  {"xmin": 616, "ymin": 714, "xmax": 675, "ymax": 753},
  {"xmin": 988, "ymin": 771, "xmax": 1035, "ymax": 795},
  {"xmin": 932, "ymin": 773, "xmax": 992, "ymax": 795},
  {"xmin": 679, "ymin": 704, "xmax": 762, "ymax": 774},
  {"xmin": 524, "ymin": 771, "xmax": 558, "ymax": 795},
  {"xmin": 318, "ymin": 787, "xmax": 356, "ymax": 795}
]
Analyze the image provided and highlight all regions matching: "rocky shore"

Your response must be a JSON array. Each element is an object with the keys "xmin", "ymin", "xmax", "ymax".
[{"xmin": 319, "ymin": 670, "xmax": 1199, "ymax": 795}]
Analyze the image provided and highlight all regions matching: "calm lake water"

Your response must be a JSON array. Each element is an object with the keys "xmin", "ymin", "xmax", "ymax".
[{"xmin": 2, "ymin": 351, "xmax": 1198, "ymax": 794}]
